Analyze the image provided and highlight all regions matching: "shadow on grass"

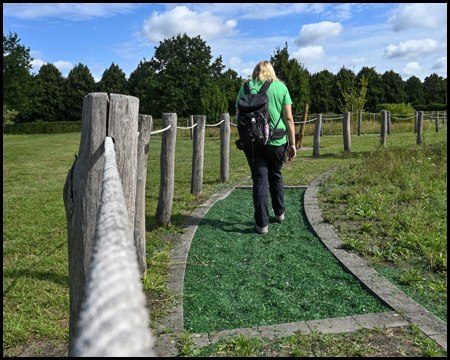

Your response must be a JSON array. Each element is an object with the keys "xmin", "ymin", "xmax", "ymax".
[
  {"xmin": 3, "ymin": 270, "xmax": 68, "ymax": 296},
  {"xmin": 197, "ymin": 218, "xmax": 256, "ymax": 234}
]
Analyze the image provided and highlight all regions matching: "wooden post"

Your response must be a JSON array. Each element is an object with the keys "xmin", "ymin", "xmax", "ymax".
[
  {"xmin": 313, "ymin": 114, "xmax": 322, "ymax": 157},
  {"xmin": 342, "ymin": 112, "xmax": 351, "ymax": 152},
  {"xmin": 443, "ymin": 110, "xmax": 446, "ymax": 125},
  {"xmin": 296, "ymin": 104, "xmax": 308, "ymax": 148},
  {"xmin": 414, "ymin": 111, "xmax": 418, "ymax": 133},
  {"xmin": 156, "ymin": 113, "xmax": 177, "ymax": 227},
  {"xmin": 63, "ymin": 93, "xmax": 108, "ymax": 355},
  {"xmin": 191, "ymin": 115, "xmax": 206, "ymax": 195},
  {"xmin": 380, "ymin": 110, "xmax": 387, "ymax": 147},
  {"xmin": 320, "ymin": 116, "xmax": 323, "ymax": 137},
  {"xmin": 220, "ymin": 113, "xmax": 230, "ymax": 183},
  {"xmin": 135, "ymin": 114, "xmax": 152, "ymax": 276},
  {"xmin": 435, "ymin": 110, "xmax": 439, "ymax": 132},
  {"xmin": 387, "ymin": 111, "xmax": 391, "ymax": 135},
  {"xmin": 417, "ymin": 111, "xmax": 423, "ymax": 145},
  {"xmin": 190, "ymin": 115, "xmax": 194, "ymax": 139},
  {"xmin": 358, "ymin": 110, "xmax": 362, "ymax": 136},
  {"xmin": 108, "ymin": 94, "xmax": 139, "ymax": 228}
]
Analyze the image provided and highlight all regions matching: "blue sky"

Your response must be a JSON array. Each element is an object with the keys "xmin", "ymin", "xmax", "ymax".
[{"xmin": 3, "ymin": 3, "xmax": 447, "ymax": 82}]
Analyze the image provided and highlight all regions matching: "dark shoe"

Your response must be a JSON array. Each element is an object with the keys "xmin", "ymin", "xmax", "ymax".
[{"xmin": 275, "ymin": 212, "xmax": 285, "ymax": 223}]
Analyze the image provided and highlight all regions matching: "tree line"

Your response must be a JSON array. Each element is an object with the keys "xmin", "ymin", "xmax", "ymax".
[{"xmin": 3, "ymin": 31, "xmax": 447, "ymax": 125}]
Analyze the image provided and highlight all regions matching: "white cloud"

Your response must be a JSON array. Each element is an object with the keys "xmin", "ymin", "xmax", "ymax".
[
  {"xmin": 292, "ymin": 46, "xmax": 324, "ymax": 62},
  {"xmin": 384, "ymin": 39, "xmax": 438, "ymax": 59},
  {"xmin": 31, "ymin": 58, "xmax": 45, "ymax": 70},
  {"xmin": 294, "ymin": 22, "xmax": 343, "ymax": 46},
  {"xmin": 431, "ymin": 57, "xmax": 447, "ymax": 71},
  {"xmin": 30, "ymin": 50, "xmax": 45, "ymax": 59},
  {"xmin": 3, "ymin": 3, "xmax": 137, "ymax": 20},
  {"xmin": 141, "ymin": 5, "xmax": 237, "ymax": 43},
  {"xmin": 387, "ymin": 3, "xmax": 447, "ymax": 32},
  {"xmin": 352, "ymin": 57, "xmax": 369, "ymax": 64},
  {"xmin": 227, "ymin": 57, "xmax": 242, "ymax": 68},
  {"xmin": 54, "ymin": 60, "xmax": 73, "ymax": 72},
  {"xmin": 403, "ymin": 62, "xmax": 422, "ymax": 76}
]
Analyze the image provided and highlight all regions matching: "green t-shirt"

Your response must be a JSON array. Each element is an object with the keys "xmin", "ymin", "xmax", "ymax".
[{"xmin": 236, "ymin": 79, "xmax": 292, "ymax": 146}]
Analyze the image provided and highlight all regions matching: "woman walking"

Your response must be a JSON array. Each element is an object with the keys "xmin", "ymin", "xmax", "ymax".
[{"xmin": 236, "ymin": 61, "xmax": 296, "ymax": 234}]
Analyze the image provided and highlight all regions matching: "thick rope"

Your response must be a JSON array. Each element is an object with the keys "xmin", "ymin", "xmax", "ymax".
[
  {"xmin": 150, "ymin": 124, "xmax": 171, "ymax": 135},
  {"xmin": 205, "ymin": 119, "xmax": 225, "ymax": 126},
  {"xmin": 177, "ymin": 123, "xmax": 198, "ymax": 130},
  {"xmin": 72, "ymin": 137, "xmax": 154, "ymax": 357}
]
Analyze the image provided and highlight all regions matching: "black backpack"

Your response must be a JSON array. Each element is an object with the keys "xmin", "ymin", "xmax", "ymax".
[{"xmin": 235, "ymin": 80, "xmax": 284, "ymax": 152}]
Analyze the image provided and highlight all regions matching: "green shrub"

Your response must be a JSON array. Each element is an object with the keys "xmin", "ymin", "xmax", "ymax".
[
  {"xmin": 375, "ymin": 103, "xmax": 416, "ymax": 115},
  {"xmin": 3, "ymin": 121, "xmax": 82, "ymax": 134},
  {"xmin": 415, "ymin": 103, "xmax": 447, "ymax": 111}
]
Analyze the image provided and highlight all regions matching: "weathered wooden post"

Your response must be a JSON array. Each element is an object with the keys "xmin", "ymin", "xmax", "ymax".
[
  {"xmin": 380, "ymin": 110, "xmax": 387, "ymax": 147},
  {"xmin": 313, "ymin": 114, "xmax": 322, "ymax": 157},
  {"xmin": 220, "ymin": 113, "xmax": 230, "ymax": 183},
  {"xmin": 358, "ymin": 110, "xmax": 362, "ymax": 136},
  {"xmin": 191, "ymin": 115, "xmax": 206, "ymax": 195},
  {"xmin": 387, "ymin": 111, "xmax": 391, "ymax": 135},
  {"xmin": 108, "ymin": 94, "xmax": 139, "ymax": 227},
  {"xmin": 156, "ymin": 113, "xmax": 177, "ymax": 227},
  {"xmin": 414, "ymin": 111, "xmax": 418, "ymax": 133},
  {"xmin": 443, "ymin": 110, "xmax": 446, "ymax": 125},
  {"xmin": 63, "ymin": 92, "xmax": 140, "ymax": 355},
  {"xmin": 435, "ymin": 111, "xmax": 439, "ymax": 132},
  {"xmin": 190, "ymin": 115, "xmax": 194, "ymax": 140},
  {"xmin": 135, "ymin": 114, "xmax": 152, "ymax": 275},
  {"xmin": 416, "ymin": 111, "xmax": 423, "ymax": 145},
  {"xmin": 342, "ymin": 111, "xmax": 351, "ymax": 152},
  {"xmin": 296, "ymin": 103, "xmax": 308, "ymax": 148},
  {"xmin": 320, "ymin": 116, "xmax": 323, "ymax": 137}
]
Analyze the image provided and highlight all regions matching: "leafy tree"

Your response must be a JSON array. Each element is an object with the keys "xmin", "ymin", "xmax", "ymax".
[
  {"xmin": 334, "ymin": 66, "xmax": 357, "ymax": 113},
  {"xmin": 356, "ymin": 67, "xmax": 385, "ymax": 112},
  {"xmin": 34, "ymin": 63, "xmax": 66, "ymax": 122},
  {"xmin": 145, "ymin": 33, "xmax": 223, "ymax": 118},
  {"xmin": 404, "ymin": 75, "xmax": 424, "ymax": 105},
  {"xmin": 128, "ymin": 59, "xmax": 155, "ymax": 115},
  {"xmin": 3, "ymin": 105, "xmax": 18, "ymax": 132},
  {"xmin": 337, "ymin": 74, "xmax": 369, "ymax": 115},
  {"xmin": 309, "ymin": 69, "xmax": 336, "ymax": 113},
  {"xmin": 65, "ymin": 63, "xmax": 97, "ymax": 121},
  {"xmin": 423, "ymin": 73, "xmax": 446, "ymax": 104},
  {"xmin": 217, "ymin": 68, "xmax": 243, "ymax": 116},
  {"xmin": 3, "ymin": 31, "xmax": 35, "ymax": 122},
  {"xmin": 200, "ymin": 82, "xmax": 228, "ymax": 123},
  {"xmin": 271, "ymin": 43, "xmax": 310, "ymax": 115},
  {"xmin": 98, "ymin": 62, "xmax": 129, "ymax": 95},
  {"xmin": 380, "ymin": 70, "xmax": 407, "ymax": 104}
]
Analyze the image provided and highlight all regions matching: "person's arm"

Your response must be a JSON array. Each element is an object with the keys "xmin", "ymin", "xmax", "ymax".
[{"xmin": 282, "ymin": 104, "xmax": 296, "ymax": 161}]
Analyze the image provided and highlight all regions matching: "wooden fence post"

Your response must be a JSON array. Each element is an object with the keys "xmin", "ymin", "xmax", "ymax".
[
  {"xmin": 435, "ymin": 111, "xmax": 439, "ymax": 132},
  {"xmin": 417, "ymin": 111, "xmax": 423, "ymax": 145},
  {"xmin": 358, "ymin": 110, "xmax": 362, "ymax": 136},
  {"xmin": 443, "ymin": 110, "xmax": 446, "ymax": 125},
  {"xmin": 414, "ymin": 111, "xmax": 418, "ymax": 133},
  {"xmin": 190, "ymin": 115, "xmax": 194, "ymax": 139},
  {"xmin": 135, "ymin": 114, "xmax": 152, "ymax": 275},
  {"xmin": 343, "ymin": 112, "xmax": 351, "ymax": 152},
  {"xmin": 156, "ymin": 113, "xmax": 177, "ymax": 227},
  {"xmin": 191, "ymin": 115, "xmax": 206, "ymax": 195},
  {"xmin": 296, "ymin": 103, "xmax": 308, "ymax": 148},
  {"xmin": 108, "ymin": 94, "xmax": 139, "ymax": 228},
  {"xmin": 63, "ymin": 93, "xmax": 108, "ymax": 355},
  {"xmin": 220, "ymin": 113, "xmax": 230, "ymax": 183},
  {"xmin": 387, "ymin": 111, "xmax": 391, "ymax": 135},
  {"xmin": 313, "ymin": 114, "xmax": 322, "ymax": 157},
  {"xmin": 380, "ymin": 110, "xmax": 387, "ymax": 147}
]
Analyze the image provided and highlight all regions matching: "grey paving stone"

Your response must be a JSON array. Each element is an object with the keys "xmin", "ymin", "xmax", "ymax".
[
  {"xmin": 428, "ymin": 334, "xmax": 447, "ymax": 350},
  {"xmin": 358, "ymin": 274, "xmax": 403, "ymax": 296},
  {"xmin": 375, "ymin": 291, "xmax": 426, "ymax": 313},
  {"xmin": 352, "ymin": 311, "xmax": 409, "ymax": 329},
  {"xmin": 191, "ymin": 333, "xmax": 210, "ymax": 349},
  {"xmin": 153, "ymin": 334, "xmax": 181, "ymax": 357},
  {"xmin": 155, "ymin": 304, "xmax": 183, "ymax": 333},
  {"xmin": 306, "ymin": 315, "xmax": 361, "ymax": 334},
  {"xmin": 258, "ymin": 322, "xmax": 310, "ymax": 339},
  {"xmin": 345, "ymin": 266, "xmax": 378, "ymax": 278},
  {"xmin": 402, "ymin": 311, "xmax": 447, "ymax": 336},
  {"xmin": 208, "ymin": 326, "xmax": 261, "ymax": 345}
]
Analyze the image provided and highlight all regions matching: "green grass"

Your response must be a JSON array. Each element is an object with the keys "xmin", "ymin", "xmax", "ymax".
[
  {"xmin": 2, "ymin": 124, "xmax": 447, "ymax": 354},
  {"xmin": 317, "ymin": 138, "xmax": 447, "ymax": 322},
  {"xmin": 183, "ymin": 189, "xmax": 391, "ymax": 333}
]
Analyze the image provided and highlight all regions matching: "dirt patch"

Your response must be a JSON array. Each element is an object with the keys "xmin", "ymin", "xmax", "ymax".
[{"xmin": 3, "ymin": 338, "xmax": 68, "ymax": 357}]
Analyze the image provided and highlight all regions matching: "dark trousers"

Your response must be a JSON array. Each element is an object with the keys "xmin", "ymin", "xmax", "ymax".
[{"xmin": 244, "ymin": 143, "xmax": 287, "ymax": 227}]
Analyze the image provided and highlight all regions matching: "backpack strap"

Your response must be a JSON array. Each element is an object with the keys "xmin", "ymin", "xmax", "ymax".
[
  {"xmin": 244, "ymin": 79, "xmax": 272, "ymax": 95},
  {"xmin": 244, "ymin": 81, "xmax": 251, "ymax": 95}
]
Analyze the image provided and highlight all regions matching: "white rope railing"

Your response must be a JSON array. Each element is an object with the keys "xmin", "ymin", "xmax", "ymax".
[
  {"xmin": 150, "ymin": 124, "xmax": 171, "ymax": 135},
  {"xmin": 176, "ymin": 123, "xmax": 198, "ymax": 130},
  {"xmin": 390, "ymin": 115, "xmax": 416, "ymax": 120},
  {"xmin": 72, "ymin": 136, "xmax": 153, "ymax": 357},
  {"xmin": 205, "ymin": 119, "xmax": 225, "ymax": 127}
]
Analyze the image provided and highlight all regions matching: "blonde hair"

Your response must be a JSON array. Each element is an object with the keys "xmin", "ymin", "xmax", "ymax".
[{"xmin": 252, "ymin": 61, "xmax": 284, "ymax": 83}]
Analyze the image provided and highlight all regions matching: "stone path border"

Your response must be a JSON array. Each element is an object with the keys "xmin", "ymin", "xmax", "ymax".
[{"xmin": 153, "ymin": 170, "xmax": 447, "ymax": 356}]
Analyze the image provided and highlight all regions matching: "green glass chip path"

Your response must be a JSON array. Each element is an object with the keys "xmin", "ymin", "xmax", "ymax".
[{"xmin": 183, "ymin": 189, "xmax": 392, "ymax": 333}]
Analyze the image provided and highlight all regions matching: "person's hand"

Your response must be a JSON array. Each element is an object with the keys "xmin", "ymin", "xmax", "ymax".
[{"xmin": 287, "ymin": 144, "xmax": 296, "ymax": 161}]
